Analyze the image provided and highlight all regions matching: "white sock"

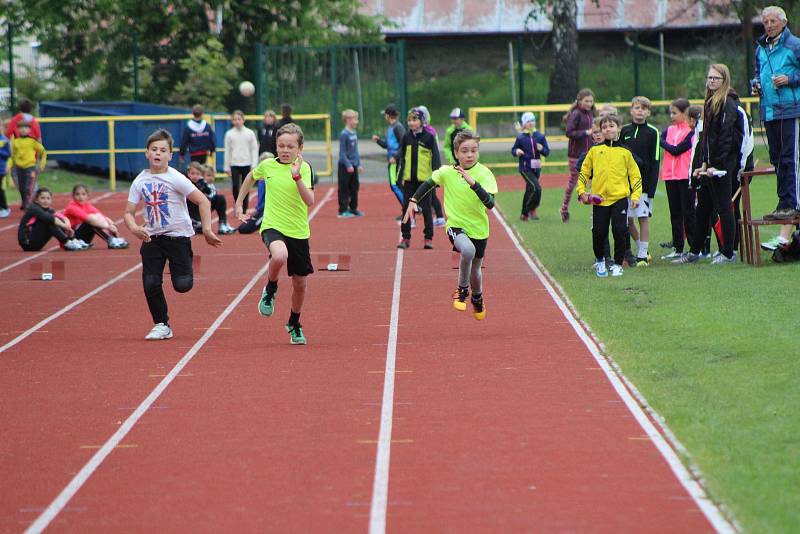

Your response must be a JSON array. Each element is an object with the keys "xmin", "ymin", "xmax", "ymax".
[{"xmin": 639, "ymin": 241, "xmax": 649, "ymax": 258}]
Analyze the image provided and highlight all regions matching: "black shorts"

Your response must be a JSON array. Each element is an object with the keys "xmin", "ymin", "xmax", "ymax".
[
  {"xmin": 447, "ymin": 227, "xmax": 488, "ymax": 258},
  {"xmin": 261, "ymin": 228, "xmax": 314, "ymax": 277}
]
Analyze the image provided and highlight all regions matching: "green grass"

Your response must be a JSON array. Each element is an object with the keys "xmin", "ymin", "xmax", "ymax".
[
  {"xmin": 4, "ymin": 167, "xmax": 113, "ymax": 204},
  {"xmin": 494, "ymin": 173, "xmax": 800, "ymax": 532}
]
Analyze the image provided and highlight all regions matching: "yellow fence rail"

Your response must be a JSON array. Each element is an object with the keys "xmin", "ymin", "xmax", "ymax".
[
  {"xmin": 37, "ymin": 113, "xmax": 333, "ymax": 191},
  {"xmin": 468, "ymin": 97, "xmax": 761, "ymax": 171}
]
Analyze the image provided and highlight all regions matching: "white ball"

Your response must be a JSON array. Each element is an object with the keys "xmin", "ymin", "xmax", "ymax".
[{"xmin": 239, "ymin": 81, "xmax": 255, "ymax": 97}]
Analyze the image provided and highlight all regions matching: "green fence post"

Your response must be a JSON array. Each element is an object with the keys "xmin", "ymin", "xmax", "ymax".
[
  {"xmin": 517, "ymin": 35, "xmax": 524, "ymax": 105},
  {"xmin": 397, "ymin": 40, "xmax": 407, "ymax": 115},
  {"xmin": 7, "ymin": 20, "xmax": 15, "ymax": 112},
  {"xmin": 254, "ymin": 44, "xmax": 264, "ymax": 114},
  {"xmin": 633, "ymin": 33, "xmax": 640, "ymax": 96},
  {"xmin": 132, "ymin": 29, "xmax": 139, "ymax": 101},
  {"xmin": 330, "ymin": 48, "xmax": 338, "ymax": 135}
]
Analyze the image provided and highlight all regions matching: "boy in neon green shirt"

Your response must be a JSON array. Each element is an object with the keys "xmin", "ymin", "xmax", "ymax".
[
  {"xmin": 403, "ymin": 130, "xmax": 497, "ymax": 320},
  {"xmin": 235, "ymin": 123, "xmax": 315, "ymax": 345}
]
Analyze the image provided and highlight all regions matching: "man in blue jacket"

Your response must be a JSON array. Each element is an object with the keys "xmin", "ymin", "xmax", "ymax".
[{"xmin": 753, "ymin": 5, "xmax": 800, "ymax": 219}]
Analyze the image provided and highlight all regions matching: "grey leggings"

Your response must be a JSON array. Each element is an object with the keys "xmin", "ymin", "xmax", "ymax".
[{"xmin": 453, "ymin": 232, "xmax": 483, "ymax": 295}]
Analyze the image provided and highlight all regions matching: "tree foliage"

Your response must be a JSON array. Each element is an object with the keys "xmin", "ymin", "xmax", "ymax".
[
  {"xmin": 8, "ymin": 0, "xmax": 384, "ymax": 106},
  {"xmin": 171, "ymin": 38, "xmax": 241, "ymax": 110}
]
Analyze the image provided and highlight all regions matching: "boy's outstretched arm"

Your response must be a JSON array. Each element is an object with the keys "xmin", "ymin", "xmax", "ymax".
[
  {"xmin": 124, "ymin": 201, "xmax": 150, "ymax": 242},
  {"xmin": 187, "ymin": 189, "xmax": 223, "ymax": 247}
]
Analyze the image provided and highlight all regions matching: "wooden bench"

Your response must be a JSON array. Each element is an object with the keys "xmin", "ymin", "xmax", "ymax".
[{"xmin": 739, "ymin": 168, "xmax": 800, "ymax": 266}]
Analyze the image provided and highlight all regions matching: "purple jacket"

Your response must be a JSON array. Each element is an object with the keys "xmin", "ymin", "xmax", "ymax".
[{"xmin": 565, "ymin": 108, "xmax": 594, "ymax": 159}]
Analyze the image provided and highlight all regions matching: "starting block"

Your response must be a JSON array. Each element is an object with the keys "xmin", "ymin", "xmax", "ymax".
[
  {"xmin": 30, "ymin": 260, "xmax": 65, "ymax": 281},
  {"xmin": 451, "ymin": 252, "xmax": 486, "ymax": 269},
  {"xmin": 315, "ymin": 253, "xmax": 351, "ymax": 271}
]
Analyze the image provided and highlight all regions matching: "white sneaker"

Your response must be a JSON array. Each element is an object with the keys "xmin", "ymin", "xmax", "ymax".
[
  {"xmin": 710, "ymin": 252, "xmax": 737, "ymax": 265},
  {"xmin": 594, "ymin": 260, "xmax": 608, "ymax": 277},
  {"xmin": 609, "ymin": 264, "xmax": 624, "ymax": 276},
  {"xmin": 0, "ymin": 208, "xmax": 10, "ymax": 218},
  {"xmin": 108, "ymin": 236, "xmax": 129, "ymax": 249},
  {"xmin": 661, "ymin": 250, "xmax": 683, "ymax": 260},
  {"xmin": 145, "ymin": 323, "xmax": 173, "ymax": 340},
  {"xmin": 64, "ymin": 238, "xmax": 87, "ymax": 251},
  {"xmin": 218, "ymin": 223, "xmax": 236, "ymax": 235}
]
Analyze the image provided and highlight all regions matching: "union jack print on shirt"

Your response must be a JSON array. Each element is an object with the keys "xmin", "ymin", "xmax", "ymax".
[{"xmin": 142, "ymin": 182, "xmax": 171, "ymax": 228}]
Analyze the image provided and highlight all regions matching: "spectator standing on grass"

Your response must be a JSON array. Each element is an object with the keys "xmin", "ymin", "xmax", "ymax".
[
  {"xmin": 673, "ymin": 64, "xmax": 741, "ymax": 265},
  {"xmin": 659, "ymin": 99, "xmax": 696, "ymax": 260},
  {"xmin": 179, "ymin": 104, "xmax": 216, "ymax": 165},
  {"xmin": 752, "ymin": 5, "xmax": 800, "ymax": 221},
  {"xmin": 562, "ymin": 89, "xmax": 597, "ymax": 223},
  {"xmin": 0, "ymin": 118, "xmax": 11, "ymax": 218},
  {"xmin": 8, "ymin": 121, "xmax": 46, "ymax": 211},
  {"xmin": 258, "ymin": 110, "xmax": 278, "ymax": 157},
  {"xmin": 372, "ymin": 104, "xmax": 406, "ymax": 210},
  {"xmin": 5, "ymin": 99, "xmax": 41, "ymax": 141},
  {"xmin": 511, "ymin": 112, "xmax": 550, "ymax": 221},
  {"xmin": 620, "ymin": 96, "xmax": 661, "ymax": 266},
  {"xmin": 337, "ymin": 109, "xmax": 364, "ymax": 218},
  {"xmin": 224, "ymin": 109, "xmax": 259, "ymax": 213}
]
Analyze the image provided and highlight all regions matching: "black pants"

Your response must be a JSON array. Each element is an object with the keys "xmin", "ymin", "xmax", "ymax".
[
  {"xmin": 13, "ymin": 167, "xmax": 36, "ymax": 209},
  {"xmin": 401, "ymin": 180, "xmax": 433, "ymax": 240},
  {"xmin": 74, "ymin": 223, "xmax": 109, "ymax": 245},
  {"xmin": 690, "ymin": 173, "xmax": 736, "ymax": 258},
  {"xmin": 19, "ymin": 220, "xmax": 69, "ymax": 251},
  {"xmin": 592, "ymin": 198, "xmax": 629, "ymax": 264},
  {"xmin": 190, "ymin": 154, "xmax": 208, "ymax": 164},
  {"xmin": 230, "ymin": 165, "xmax": 250, "ymax": 211},
  {"xmin": 665, "ymin": 179, "xmax": 696, "ymax": 253},
  {"xmin": 188, "ymin": 195, "xmax": 227, "ymax": 225},
  {"xmin": 337, "ymin": 163, "xmax": 360, "ymax": 213},
  {"xmin": 0, "ymin": 180, "xmax": 7, "ymax": 210},
  {"xmin": 430, "ymin": 188, "xmax": 444, "ymax": 218},
  {"xmin": 765, "ymin": 118, "xmax": 800, "ymax": 210},
  {"xmin": 140, "ymin": 236, "xmax": 193, "ymax": 325},
  {"xmin": 520, "ymin": 169, "xmax": 542, "ymax": 215}
]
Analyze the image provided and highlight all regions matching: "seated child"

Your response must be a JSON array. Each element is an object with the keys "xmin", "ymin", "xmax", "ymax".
[
  {"xmin": 18, "ymin": 187, "xmax": 89, "ymax": 251},
  {"xmin": 63, "ymin": 184, "xmax": 129, "ymax": 249},
  {"xmin": 186, "ymin": 162, "xmax": 235, "ymax": 235},
  {"xmin": 575, "ymin": 114, "xmax": 642, "ymax": 277}
]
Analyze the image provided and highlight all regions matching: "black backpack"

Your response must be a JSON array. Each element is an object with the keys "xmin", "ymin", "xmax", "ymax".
[{"xmin": 772, "ymin": 230, "xmax": 800, "ymax": 263}]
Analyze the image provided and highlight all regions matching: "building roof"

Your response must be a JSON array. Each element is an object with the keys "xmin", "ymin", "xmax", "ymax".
[{"xmin": 360, "ymin": 0, "xmax": 740, "ymax": 35}]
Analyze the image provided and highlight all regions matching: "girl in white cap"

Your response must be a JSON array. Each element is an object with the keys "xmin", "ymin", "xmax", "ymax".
[{"xmin": 511, "ymin": 112, "xmax": 550, "ymax": 220}]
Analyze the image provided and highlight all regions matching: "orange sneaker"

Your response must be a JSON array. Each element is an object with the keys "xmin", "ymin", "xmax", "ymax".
[
  {"xmin": 471, "ymin": 296, "xmax": 486, "ymax": 320},
  {"xmin": 452, "ymin": 286, "xmax": 469, "ymax": 311}
]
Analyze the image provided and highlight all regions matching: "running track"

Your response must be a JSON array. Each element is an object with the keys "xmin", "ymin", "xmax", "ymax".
[{"xmin": 0, "ymin": 184, "xmax": 734, "ymax": 532}]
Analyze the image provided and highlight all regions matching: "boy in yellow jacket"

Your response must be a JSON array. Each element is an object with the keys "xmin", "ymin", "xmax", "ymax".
[
  {"xmin": 9, "ymin": 121, "xmax": 46, "ymax": 210},
  {"xmin": 576, "ymin": 114, "xmax": 641, "ymax": 277}
]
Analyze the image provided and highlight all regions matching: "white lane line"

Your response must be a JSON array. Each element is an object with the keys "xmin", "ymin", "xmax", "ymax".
[
  {"xmin": 0, "ymin": 263, "xmax": 142, "ymax": 354},
  {"xmin": 369, "ymin": 248, "xmax": 404, "ymax": 534},
  {"xmin": 490, "ymin": 207, "xmax": 737, "ymax": 533},
  {"xmin": 23, "ymin": 186, "xmax": 334, "ymax": 534}
]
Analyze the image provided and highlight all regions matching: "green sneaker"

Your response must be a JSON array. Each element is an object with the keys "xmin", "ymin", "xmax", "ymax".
[
  {"xmin": 285, "ymin": 323, "xmax": 307, "ymax": 345},
  {"xmin": 258, "ymin": 287, "xmax": 276, "ymax": 317}
]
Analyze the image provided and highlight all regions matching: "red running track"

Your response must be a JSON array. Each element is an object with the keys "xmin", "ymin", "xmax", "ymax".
[{"xmin": 0, "ymin": 184, "xmax": 731, "ymax": 532}]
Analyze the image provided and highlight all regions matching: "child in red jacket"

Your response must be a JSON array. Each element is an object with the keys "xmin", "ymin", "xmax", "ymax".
[{"xmin": 63, "ymin": 184, "xmax": 129, "ymax": 249}]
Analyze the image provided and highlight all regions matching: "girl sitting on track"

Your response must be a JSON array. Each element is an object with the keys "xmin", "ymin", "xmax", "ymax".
[
  {"xmin": 403, "ymin": 130, "xmax": 497, "ymax": 320},
  {"xmin": 235, "ymin": 123, "xmax": 316, "ymax": 345},
  {"xmin": 63, "ymin": 184, "xmax": 129, "ymax": 249},
  {"xmin": 18, "ymin": 187, "xmax": 88, "ymax": 251}
]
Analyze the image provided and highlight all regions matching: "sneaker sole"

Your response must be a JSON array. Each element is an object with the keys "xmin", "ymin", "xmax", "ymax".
[
  {"xmin": 453, "ymin": 301, "xmax": 467, "ymax": 311},
  {"xmin": 145, "ymin": 332, "xmax": 173, "ymax": 340},
  {"xmin": 473, "ymin": 310, "xmax": 486, "ymax": 320}
]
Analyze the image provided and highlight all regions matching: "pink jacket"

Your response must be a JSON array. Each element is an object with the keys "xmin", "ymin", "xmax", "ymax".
[{"xmin": 661, "ymin": 123, "xmax": 693, "ymax": 181}]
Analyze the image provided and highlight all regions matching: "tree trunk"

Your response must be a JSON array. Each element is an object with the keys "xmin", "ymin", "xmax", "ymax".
[
  {"xmin": 741, "ymin": 0, "xmax": 755, "ymax": 90},
  {"xmin": 547, "ymin": 0, "xmax": 579, "ymax": 105}
]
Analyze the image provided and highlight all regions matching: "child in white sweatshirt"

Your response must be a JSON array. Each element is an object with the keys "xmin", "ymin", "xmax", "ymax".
[{"xmin": 224, "ymin": 110, "xmax": 259, "ymax": 211}]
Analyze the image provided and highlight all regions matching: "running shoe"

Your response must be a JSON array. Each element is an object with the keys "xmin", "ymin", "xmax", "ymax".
[
  {"xmin": 672, "ymin": 252, "xmax": 699, "ymax": 264},
  {"xmin": 661, "ymin": 250, "xmax": 683, "ymax": 260},
  {"xmin": 337, "ymin": 211, "xmax": 354, "ymax": 218},
  {"xmin": 145, "ymin": 323, "xmax": 173, "ymax": 340},
  {"xmin": 64, "ymin": 238, "xmax": 88, "ymax": 251},
  {"xmin": 108, "ymin": 236, "xmax": 130, "ymax": 249},
  {"xmin": 0, "ymin": 208, "xmax": 10, "ymax": 218},
  {"xmin": 452, "ymin": 286, "xmax": 469, "ymax": 311},
  {"xmin": 635, "ymin": 257, "xmax": 649, "ymax": 267},
  {"xmin": 397, "ymin": 239, "xmax": 410, "ymax": 249},
  {"xmin": 285, "ymin": 323, "xmax": 307, "ymax": 345},
  {"xmin": 609, "ymin": 264, "xmax": 624, "ymax": 277},
  {"xmin": 560, "ymin": 209, "xmax": 570, "ymax": 223},
  {"xmin": 218, "ymin": 222, "xmax": 236, "ymax": 235},
  {"xmin": 423, "ymin": 239, "xmax": 433, "ymax": 249},
  {"xmin": 760, "ymin": 235, "xmax": 789, "ymax": 251},
  {"xmin": 528, "ymin": 210, "xmax": 539, "ymax": 220},
  {"xmin": 623, "ymin": 252, "xmax": 638, "ymax": 268},
  {"xmin": 594, "ymin": 260, "xmax": 608, "ymax": 278},
  {"xmin": 710, "ymin": 252, "xmax": 737, "ymax": 265},
  {"xmin": 659, "ymin": 241, "xmax": 673, "ymax": 249},
  {"xmin": 350, "ymin": 210, "xmax": 365, "ymax": 217},
  {"xmin": 434, "ymin": 217, "xmax": 446, "ymax": 227},
  {"xmin": 519, "ymin": 214, "xmax": 529, "ymax": 222},
  {"xmin": 471, "ymin": 296, "xmax": 486, "ymax": 320},
  {"xmin": 258, "ymin": 287, "xmax": 276, "ymax": 317}
]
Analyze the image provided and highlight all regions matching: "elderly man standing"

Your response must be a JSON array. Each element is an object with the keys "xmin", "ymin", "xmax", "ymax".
[{"xmin": 753, "ymin": 6, "xmax": 800, "ymax": 220}]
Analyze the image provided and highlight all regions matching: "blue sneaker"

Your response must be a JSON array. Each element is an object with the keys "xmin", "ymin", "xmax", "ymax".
[
  {"xmin": 594, "ymin": 261, "xmax": 608, "ymax": 277},
  {"xmin": 286, "ymin": 323, "xmax": 307, "ymax": 345},
  {"xmin": 258, "ymin": 287, "xmax": 276, "ymax": 317},
  {"xmin": 350, "ymin": 209, "xmax": 364, "ymax": 217},
  {"xmin": 337, "ymin": 211, "xmax": 354, "ymax": 218}
]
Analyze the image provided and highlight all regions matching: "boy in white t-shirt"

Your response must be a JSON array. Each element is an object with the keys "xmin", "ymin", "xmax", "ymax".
[{"xmin": 124, "ymin": 129, "xmax": 223, "ymax": 340}]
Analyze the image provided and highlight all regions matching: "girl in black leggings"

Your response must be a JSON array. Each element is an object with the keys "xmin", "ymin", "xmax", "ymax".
[{"xmin": 18, "ymin": 188, "xmax": 87, "ymax": 251}]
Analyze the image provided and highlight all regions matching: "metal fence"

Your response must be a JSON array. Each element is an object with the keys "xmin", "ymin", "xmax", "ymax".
[{"xmin": 254, "ymin": 43, "xmax": 407, "ymax": 138}]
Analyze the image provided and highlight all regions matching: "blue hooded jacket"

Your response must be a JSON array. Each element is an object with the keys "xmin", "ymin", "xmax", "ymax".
[{"xmin": 754, "ymin": 28, "xmax": 800, "ymax": 121}]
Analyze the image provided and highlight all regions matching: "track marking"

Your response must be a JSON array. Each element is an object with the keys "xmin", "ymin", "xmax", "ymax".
[
  {"xmin": 24, "ymin": 187, "xmax": 334, "ymax": 534},
  {"xmin": 0, "ymin": 264, "xmax": 142, "ymax": 354},
  {"xmin": 490, "ymin": 207, "xmax": 737, "ymax": 533},
  {"xmin": 368, "ymin": 247, "xmax": 404, "ymax": 534}
]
